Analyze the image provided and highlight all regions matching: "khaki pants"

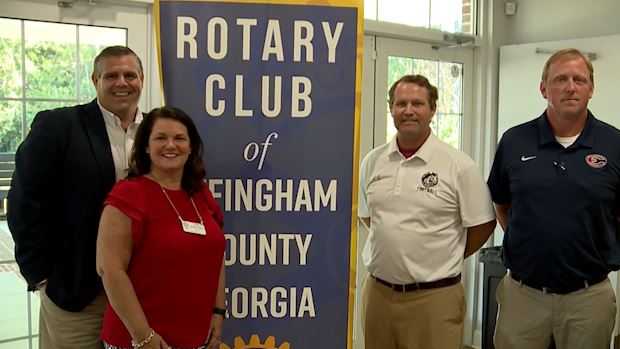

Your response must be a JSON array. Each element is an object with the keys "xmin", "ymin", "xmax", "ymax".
[
  {"xmin": 39, "ymin": 287, "xmax": 107, "ymax": 349},
  {"xmin": 494, "ymin": 274, "xmax": 616, "ymax": 349},
  {"xmin": 362, "ymin": 275, "xmax": 465, "ymax": 349}
]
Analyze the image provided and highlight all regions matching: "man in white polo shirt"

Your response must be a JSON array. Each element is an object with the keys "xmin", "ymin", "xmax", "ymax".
[{"xmin": 358, "ymin": 74, "xmax": 496, "ymax": 349}]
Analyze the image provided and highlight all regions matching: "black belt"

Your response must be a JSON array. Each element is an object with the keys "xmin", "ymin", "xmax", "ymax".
[
  {"xmin": 510, "ymin": 273, "xmax": 607, "ymax": 295},
  {"xmin": 372, "ymin": 274, "xmax": 461, "ymax": 292}
]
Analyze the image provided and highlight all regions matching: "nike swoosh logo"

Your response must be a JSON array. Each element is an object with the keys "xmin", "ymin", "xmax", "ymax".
[{"xmin": 521, "ymin": 156, "xmax": 537, "ymax": 161}]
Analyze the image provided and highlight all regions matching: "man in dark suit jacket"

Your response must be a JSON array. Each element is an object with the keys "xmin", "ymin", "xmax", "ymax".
[{"xmin": 8, "ymin": 45, "xmax": 144, "ymax": 349}]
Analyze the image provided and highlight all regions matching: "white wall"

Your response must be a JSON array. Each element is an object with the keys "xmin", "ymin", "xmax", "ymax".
[
  {"xmin": 489, "ymin": 0, "xmax": 620, "ymax": 137},
  {"xmin": 499, "ymin": 0, "xmax": 620, "ymax": 45},
  {"xmin": 498, "ymin": 34, "xmax": 620, "ymax": 137},
  {"xmin": 494, "ymin": 2, "xmax": 620, "ymax": 345}
]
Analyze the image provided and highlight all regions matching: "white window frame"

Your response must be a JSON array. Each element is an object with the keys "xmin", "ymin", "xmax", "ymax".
[
  {"xmin": 355, "ymin": 13, "xmax": 495, "ymax": 347},
  {"xmin": 0, "ymin": 2, "xmax": 157, "ymax": 348}
]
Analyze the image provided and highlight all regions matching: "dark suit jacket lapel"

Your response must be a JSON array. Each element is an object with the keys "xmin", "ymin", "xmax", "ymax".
[{"xmin": 81, "ymin": 99, "xmax": 115, "ymax": 190}]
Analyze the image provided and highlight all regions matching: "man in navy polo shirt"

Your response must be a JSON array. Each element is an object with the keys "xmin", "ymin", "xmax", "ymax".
[{"xmin": 488, "ymin": 48, "xmax": 619, "ymax": 349}]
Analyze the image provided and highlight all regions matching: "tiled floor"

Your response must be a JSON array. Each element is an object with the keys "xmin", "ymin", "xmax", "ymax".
[
  {"xmin": 0, "ymin": 221, "xmax": 15, "ymax": 262},
  {"xmin": 0, "ymin": 220, "xmax": 39, "ymax": 348}
]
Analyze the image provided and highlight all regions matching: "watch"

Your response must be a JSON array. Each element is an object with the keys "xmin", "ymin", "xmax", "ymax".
[{"xmin": 213, "ymin": 307, "xmax": 226, "ymax": 316}]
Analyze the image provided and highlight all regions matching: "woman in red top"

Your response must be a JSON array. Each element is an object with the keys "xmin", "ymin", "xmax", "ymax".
[{"xmin": 96, "ymin": 107, "xmax": 226, "ymax": 349}]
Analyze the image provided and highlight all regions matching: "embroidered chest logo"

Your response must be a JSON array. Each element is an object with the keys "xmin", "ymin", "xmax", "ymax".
[
  {"xmin": 521, "ymin": 155, "xmax": 536, "ymax": 162},
  {"xmin": 417, "ymin": 172, "xmax": 439, "ymax": 193},
  {"xmin": 585, "ymin": 154, "xmax": 607, "ymax": 169}
]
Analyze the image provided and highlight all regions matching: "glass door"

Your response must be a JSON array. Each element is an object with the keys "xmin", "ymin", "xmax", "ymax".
[
  {"xmin": 374, "ymin": 37, "xmax": 474, "ymax": 154},
  {"xmin": 371, "ymin": 36, "xmax": 478, "ymax": 345},
  {"xmin": 0, "ymin": 1, "xmax": 151, "ymax": 348}
]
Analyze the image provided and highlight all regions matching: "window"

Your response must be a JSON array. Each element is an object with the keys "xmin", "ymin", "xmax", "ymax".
[
  {"xmin": 369, "ymin": 38, "xmax": 472, "ymax": 152},
  {"xmin": 0, "ymin": 18, "xmax": 126, "ymax": 217},
  {"xmin": 0, "ymin": 18, "xmax": 126, "ymax": 154},
  {"xmin": 0, "ymin": 17, "xmax": 126, "ymax": 348},
  {"xmin": 365, "ymin": 0, "xmax": 475, "ymax": 34},
  {"xmin": 386, "ymin": 56, "xmax": 464, "ymax": 149}
]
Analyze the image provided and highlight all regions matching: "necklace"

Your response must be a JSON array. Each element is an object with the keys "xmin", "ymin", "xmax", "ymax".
[{"xmin": 159, "ymin": 185, "xmax": 206, "ymax": 236}]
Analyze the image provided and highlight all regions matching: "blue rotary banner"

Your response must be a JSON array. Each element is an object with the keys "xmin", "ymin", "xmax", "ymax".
[{"xmin": 156, "ymin": 0, "xmax": 362, "ymax": 347}]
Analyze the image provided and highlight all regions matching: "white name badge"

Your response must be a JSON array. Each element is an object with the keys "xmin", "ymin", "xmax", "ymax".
[{"xmin": 181, "ymin": 220, "xmax": 206, "ymax": 235}]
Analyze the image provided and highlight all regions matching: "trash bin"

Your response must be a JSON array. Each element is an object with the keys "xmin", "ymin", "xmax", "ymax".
[
  {"xmin": 479, "ymin": 246, "xmax": 506, "ymax": 349},
  {"xmin": 479, "ymin": 246, "xmax": 556, "ymax": 349}
]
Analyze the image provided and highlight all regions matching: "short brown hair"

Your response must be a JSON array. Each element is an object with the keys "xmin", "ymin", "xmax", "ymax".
[
  {"xmin": 92, "ymin": 45, "xmax": 143, "ymax": 78},
  {"xmin": 388, "ymin": 74, "xmax": 438, "ymax": 111},
  {"xmin": 128, "ymin": 107, "xmax": 206, "ymax": 195},
  {"xmin": 541, "ymin": 48, "xmax": 594, "ymax": 84}
]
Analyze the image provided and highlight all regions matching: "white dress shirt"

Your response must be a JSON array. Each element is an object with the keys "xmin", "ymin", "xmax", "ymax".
[{"xmin": 98, "ymin": 101, "xmax": 143, "ymax": 181}]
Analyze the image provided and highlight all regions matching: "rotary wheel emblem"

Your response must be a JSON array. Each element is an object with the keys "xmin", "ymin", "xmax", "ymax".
[{"xmin": 220, "ymin": 334, "xmax": 291, "ymax": 349}]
